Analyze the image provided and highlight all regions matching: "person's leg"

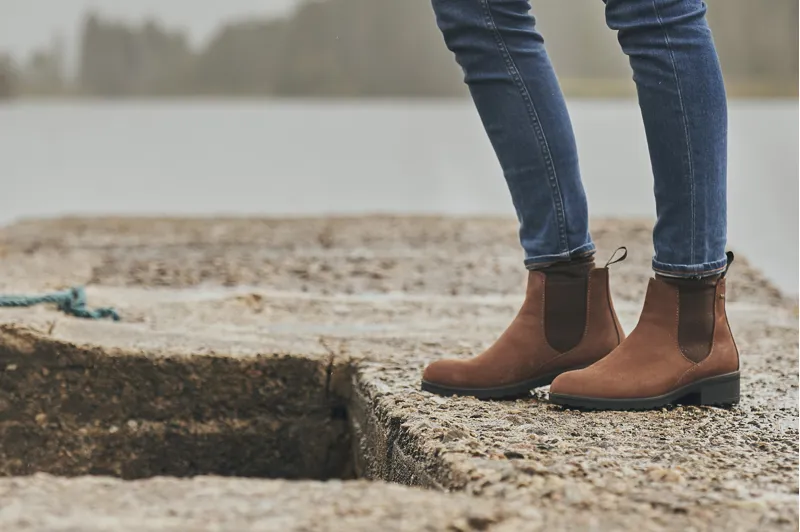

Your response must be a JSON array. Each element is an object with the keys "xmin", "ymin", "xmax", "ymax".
[
  {"xmin": 608, "ymin": 0, "xmax": 728, "ymax": 277},
  {"xmin": 431, "ymin": 0, "xmax": 593, "ymax": 266},
  {"xmin": 421, "ymin": 0, "xmax": 625, "ymax": 399},
  {"xmin": 550, "ymin": 0, "xmax": 739, "ymax": 410}
]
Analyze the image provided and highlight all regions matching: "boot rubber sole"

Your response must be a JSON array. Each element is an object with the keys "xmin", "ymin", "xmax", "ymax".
[
  {"xmin": 421, "ymin": 367, "xmax": 585, "ymax": 400},
  {"xmin": 549, "ymin": 371, "xmax": 740, "ymax": 411}
]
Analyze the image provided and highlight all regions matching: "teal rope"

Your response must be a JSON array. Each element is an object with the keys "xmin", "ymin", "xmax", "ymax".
[{"xmin": 0, "ymin": 287, "xmax": 120, "ymax": 321}]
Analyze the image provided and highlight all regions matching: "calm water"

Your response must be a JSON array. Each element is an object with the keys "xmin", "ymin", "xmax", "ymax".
[{"xmin": 0, "ymin": 100, "xmax": 797, "ymax": 294}]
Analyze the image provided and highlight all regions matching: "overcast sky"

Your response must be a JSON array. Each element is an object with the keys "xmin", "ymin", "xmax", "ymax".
[{"xmin": 0, "ymin": 0, "xmax": 301, "ymax": 62}]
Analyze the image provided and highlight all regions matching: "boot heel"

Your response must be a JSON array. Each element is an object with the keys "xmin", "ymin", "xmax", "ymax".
[{"xmin": 697, "ymin": 374, "xmax": 740, "ymax": 406}]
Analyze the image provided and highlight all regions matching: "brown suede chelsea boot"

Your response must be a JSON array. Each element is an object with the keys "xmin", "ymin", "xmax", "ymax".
[
  {"xmin": 550, "ymin": 252, "xmax": 740, "ymax": 410},
  {"xmin": 421, "ymin": 252, "xmax": 626, "ymax": 399}
]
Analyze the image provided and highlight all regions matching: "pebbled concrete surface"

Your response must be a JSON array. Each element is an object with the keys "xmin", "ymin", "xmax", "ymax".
[
  {"xmin": 0, "ymin": 217, "xmax": 796, "ymax": 531},
  {"xmin": 0, "ymin": 474, "xmax": 537, "ymax": 532}
]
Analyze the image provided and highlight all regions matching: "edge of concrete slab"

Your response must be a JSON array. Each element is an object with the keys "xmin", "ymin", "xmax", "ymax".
[
  {"xmin": 0, "ymin": 321, "xmax": 465, "ymax": 489},
  {"xmin": 0, "ymin": 324, "xmax": 355, "ymax": 480}
]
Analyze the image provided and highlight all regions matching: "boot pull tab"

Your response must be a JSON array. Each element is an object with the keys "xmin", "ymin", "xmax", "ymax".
[
  {"xmin": 721, "ymin": 251, "xmax": 735, "ymax": 278},
  {"xmin": 605, "ymin": 247, "xmax": 628, "ymax": 268}
]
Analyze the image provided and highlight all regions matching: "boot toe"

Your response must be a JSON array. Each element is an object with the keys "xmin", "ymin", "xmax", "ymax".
[
  {"xmin": 422, "ymin": 359, "xmax": 470, "ymax": 387},
  {"xmin": 549, "ymin": 368, "xmax": 590, "ymax": 396}
]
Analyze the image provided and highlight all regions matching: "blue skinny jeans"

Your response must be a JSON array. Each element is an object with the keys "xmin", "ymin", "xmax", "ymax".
[{"xmin": 431, "ymin": 0, "xmax": 728, "ymax": 277}]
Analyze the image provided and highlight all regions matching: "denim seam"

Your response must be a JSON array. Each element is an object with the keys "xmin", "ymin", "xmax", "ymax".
[
  {"xmin": 652, "ymin": 259, "xmax": 727, "ymax": 278},
  {"xmin": 479, "ymin": 0, "xmax": 569, "ymax": 254},
  {"xmin": 652, "ymin": 257, "xmax": 727, "ymax": 269},
  {"xmin": 652, "ymin": 0, "xmax": 697, "ymax": 264},
  {"xmin": 653, "ymin": 266, "xmax": 727, "ymax": 277},
  {"xmin": 524, "ymin": 242, "xmax": 596, "ymax": 269}
]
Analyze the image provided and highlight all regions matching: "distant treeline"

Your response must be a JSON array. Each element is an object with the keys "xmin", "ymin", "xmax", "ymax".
[{"xmin": 0, "ymin": 0, "xmax": 797, "ymax": 99}]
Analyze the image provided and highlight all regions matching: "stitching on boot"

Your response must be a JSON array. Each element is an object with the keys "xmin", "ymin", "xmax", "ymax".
[{"xmin": 603, "ymin": 269, "xmax": 622, "ymax": 345}]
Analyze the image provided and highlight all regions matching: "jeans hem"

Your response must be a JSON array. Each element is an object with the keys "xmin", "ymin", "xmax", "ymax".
[
  {"xmin": 652, "ymin": 257, "xmax": 728, "ymax": 278},
  {"xmin": 524, "ymin": 243, "xmax": 596, "ymax": 270}
]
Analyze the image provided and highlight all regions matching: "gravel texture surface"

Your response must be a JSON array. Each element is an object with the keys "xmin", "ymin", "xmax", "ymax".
[
  {"xmin": 0, "ymin": 217, "xmax": 796, "ymax": 532},
  {"xmin": 0, "ymin": 475, "xmax": 536, "ymax": 532}
]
